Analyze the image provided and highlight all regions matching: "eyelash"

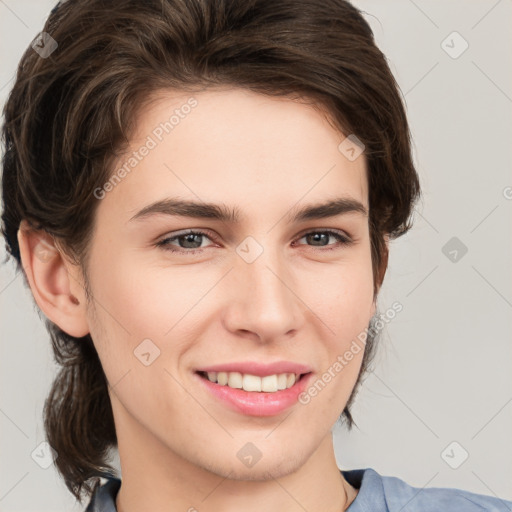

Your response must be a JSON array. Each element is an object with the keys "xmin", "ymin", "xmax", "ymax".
[{"xmin": 155, "ymin": 229, "xmax": 352, "ymax": 255}]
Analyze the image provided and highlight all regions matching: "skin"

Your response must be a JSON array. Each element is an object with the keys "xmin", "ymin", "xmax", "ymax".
[{"xmin": 18, "ymin": 87, "xmax": 387, "ymax": 512}]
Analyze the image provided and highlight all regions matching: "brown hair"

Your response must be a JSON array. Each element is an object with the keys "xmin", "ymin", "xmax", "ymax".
[{"xmin": 1, "ymin": 0, "xmax": 420, "ymax": 502}]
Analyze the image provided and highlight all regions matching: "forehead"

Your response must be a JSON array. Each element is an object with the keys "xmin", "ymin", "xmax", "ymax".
[{"xmin": 97, "ymin": 87, "xmax": 369, "ymax": 225}]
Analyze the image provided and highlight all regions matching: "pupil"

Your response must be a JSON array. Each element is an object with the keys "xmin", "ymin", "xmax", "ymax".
[
  {"xmin": 182, "ymin": 234, "xmax": 202, "ymax": 248},
  {"xmin": 308, "ymin": 233, "xmax": 328, "ymax": 246}
]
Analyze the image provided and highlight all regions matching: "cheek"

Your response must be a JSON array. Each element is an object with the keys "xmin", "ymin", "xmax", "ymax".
[
  {"xmin": 306, "ymin": 255, "xmax": 375, "ymax": 333},
  {"xmin": 91, "ymin": 250, "xmax": 375, "ymax": 344},
  {"xmin": 305, "ymin": 255, "xmax": 374, "ymax": 381},
  {"xmin": 87, "ymin": 249, "xmax": 179, "ymax": 337},
  {"xmin": 85, "ymin": 248, "xmax": 217, "ymax": 381},
  {"xmin": 83, "ymin": 251, "xmax": 167, "ymax": 381},
  {"xmin": 86, "ymin": 236, "xmax": 375, "ymax": 371},
  {"xmin": 302, "ymin": 267, "xmax": 372, "ymax": 410}
]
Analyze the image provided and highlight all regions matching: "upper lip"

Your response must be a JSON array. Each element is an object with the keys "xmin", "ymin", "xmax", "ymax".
[{"xmin": 196, "ymin": 361, "xmax": 313, "ymax": 377}]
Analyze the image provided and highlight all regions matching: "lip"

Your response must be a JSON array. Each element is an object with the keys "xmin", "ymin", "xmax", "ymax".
[
  {"xmin": 195, "ymin": 361, "xmax": 312, "ymax": 377},
  {"xmin": 194, "ymin": 370, "xmax": 314, "ymax": 417}
]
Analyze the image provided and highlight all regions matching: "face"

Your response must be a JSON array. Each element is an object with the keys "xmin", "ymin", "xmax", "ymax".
[{"xmin": 80, "ymin": 87, "xmax": 377, "ymax": 479}]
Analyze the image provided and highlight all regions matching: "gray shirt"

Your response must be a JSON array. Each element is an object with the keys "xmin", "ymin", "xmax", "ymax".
[{"xmin": 85, "ymin": 467, "xmax": 512, "ymax": 511}]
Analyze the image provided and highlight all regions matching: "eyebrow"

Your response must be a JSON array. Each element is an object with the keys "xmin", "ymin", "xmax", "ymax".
[{"xmin": 128, "ymin": 196, "xmax": 368, "ymax": 224}]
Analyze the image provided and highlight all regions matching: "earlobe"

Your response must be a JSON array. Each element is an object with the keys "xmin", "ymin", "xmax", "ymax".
[{"xmin": 17, "ymin": 220, "xmax": 90, "ymax": 338}]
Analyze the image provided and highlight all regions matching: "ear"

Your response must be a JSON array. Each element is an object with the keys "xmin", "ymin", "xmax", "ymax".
[
  {"xmin": 370, "ymin": 234, "xmax": 390, "ymax": 318},
  {"xmin": 17, "ymin": 220, "xmax": 90, "ymax": 338}
]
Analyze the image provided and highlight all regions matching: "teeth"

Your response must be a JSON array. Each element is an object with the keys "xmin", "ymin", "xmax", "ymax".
[
  {"xmin": 204, "ymin": 371, "xmax": 300, "ymax": 392},
  {"xmin": 228, "ymin": 372, "xmax": 243, "ymax": 389}
]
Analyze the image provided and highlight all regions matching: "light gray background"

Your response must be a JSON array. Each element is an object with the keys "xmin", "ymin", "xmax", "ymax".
[{"xmin": 1, "ymin": 1, "xmax": 511, "ymax": 510}]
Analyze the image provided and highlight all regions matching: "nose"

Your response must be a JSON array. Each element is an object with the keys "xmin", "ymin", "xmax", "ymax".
[{"xmin": 222, "ymin": 244, "xmax": 304, "ymax": 343}]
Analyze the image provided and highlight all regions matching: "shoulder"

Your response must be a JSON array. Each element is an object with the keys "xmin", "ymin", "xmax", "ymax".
[
  {"xmin": 342, "ymin": 467, "xmax": 512, "ymax": 512},
  {"xmin": 379, "ymin": 470, "xmax": 511, "ymax": 512}
]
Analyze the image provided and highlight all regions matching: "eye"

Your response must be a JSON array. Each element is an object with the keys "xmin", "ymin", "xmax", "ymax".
[
  {"xmin": 155, "ymin": 229, "xmax": 215, "ymax": 254},
  {"xmin": 293, "ymin": 229, "xmax": 352, "ymax": 250},
  {"xmin": 156, "ymin": 228, "xmax": 352, "ymax": 255}
]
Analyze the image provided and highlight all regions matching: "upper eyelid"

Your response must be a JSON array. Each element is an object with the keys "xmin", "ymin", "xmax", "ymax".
[
  {"xmin": 158, "ymin": 228, "xmax": 217, "ymax": 244},
  {"xmin": 295, "ymin": 227, "xmax": 351, "ymax": 240}
]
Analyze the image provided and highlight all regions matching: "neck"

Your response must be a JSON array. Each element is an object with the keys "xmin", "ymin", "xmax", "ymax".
[{"xmin": 113, "ymin": 407, "xmax": 358, "ymax": 512}]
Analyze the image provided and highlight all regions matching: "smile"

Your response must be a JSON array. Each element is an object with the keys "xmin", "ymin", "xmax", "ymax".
[{"xmin": 195, "ymin": 370, "xmax": 313, "ymax": 416}]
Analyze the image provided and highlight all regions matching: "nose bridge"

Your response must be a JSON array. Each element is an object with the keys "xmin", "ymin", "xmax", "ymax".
[{"xmin": 230, "ymin": 237, "xmax": 301, "ymax": 337}]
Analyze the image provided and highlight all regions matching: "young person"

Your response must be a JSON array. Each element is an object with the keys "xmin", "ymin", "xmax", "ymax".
[{"xmin": 1, "ymin": 0, "xmax": 510, "ymax": 511}]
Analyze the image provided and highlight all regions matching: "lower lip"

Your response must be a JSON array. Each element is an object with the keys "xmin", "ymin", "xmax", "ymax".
[{"xmin": 194, "ymin": 371, "xmax": 313, "ymax": 417}]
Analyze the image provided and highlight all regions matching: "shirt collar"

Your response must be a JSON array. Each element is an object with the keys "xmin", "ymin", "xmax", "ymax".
[{"xmin": 85, "ymin": 468, "xmax": 385, "ymax": 512}]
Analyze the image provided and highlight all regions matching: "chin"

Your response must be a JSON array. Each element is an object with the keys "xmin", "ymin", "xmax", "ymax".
[{"xmin": 209, "ymin": 454, "xmax": 303, "ymax": 482}]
